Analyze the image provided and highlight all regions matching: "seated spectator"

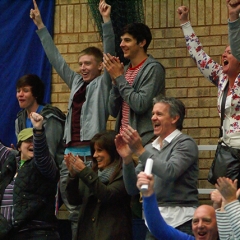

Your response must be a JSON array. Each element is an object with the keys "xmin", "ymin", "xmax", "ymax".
[
  {"xmin": 211, "ymin": 177, "xmax": 240, "ymax": 240},
  {"xmin": 137, "ymin": 172, "xmax": 219, "ymax": 240},
  {"xmin": 65, "ymin": 130, "xmax": 132, "ymax": 240},
  {"xmin": 115, "ymin": 95, "xmax": 199, "ymax": 238},
  {"xmin": 0, "ymin": 112, "xmax": 59, "ymax": 239}
]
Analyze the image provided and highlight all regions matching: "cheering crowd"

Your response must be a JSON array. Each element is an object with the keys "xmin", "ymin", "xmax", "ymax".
[{"xmin": 1, "ymin": 0, "xmax": 240, "ymax": 239}]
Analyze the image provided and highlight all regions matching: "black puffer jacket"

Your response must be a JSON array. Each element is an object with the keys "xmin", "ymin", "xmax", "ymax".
[{"xmin": 0, "ymin": 133, "xmax": 59, "ymax": 231}]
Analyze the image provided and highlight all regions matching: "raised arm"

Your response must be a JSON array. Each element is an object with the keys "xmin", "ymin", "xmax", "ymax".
[
  {"xmin": 137, "ymin": 173, "xmax": 192, "ymax": 240},
  {"xmin": 30, "ymin": 112, "xmax": 58, "ymax": 180},
  {"xmin": 177, "ymin": 6, "xmax": 222, "ymax": 86},
  {"xmin": 30, "ymin": 0, "xmax": 79, "ymax": 89},
  {"xmin": 30, "ymin": 0, "xmax": 45, "ymax": 29},
  {"xmin": 177, "ymin": 5, "xmax": 189, "ymax": 24},
  {"xmin": 99, "ymin": 0, "xmax": 111, "ymax": 23},
  {"xmin": 227, "ymin": 0, "xmax": 240, "ymax": 61},
  {"xmin": 227, "ymin": 0, "xmax": 240, "ymax": 21},
  {"xmin": 99, "ymin": 0, "xmax": 115, "ymax": 112}
]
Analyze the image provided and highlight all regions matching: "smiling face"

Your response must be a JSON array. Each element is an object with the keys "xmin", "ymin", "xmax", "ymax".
[
  {"xmin": 18, "ymin": 138, "xmax": 34, "ymax": 160},
  {"xmin": 93, "ymin": 143, "xmax": 112, "ymax": 170},
  {"xmin": 151, "ymin": 102, "xmax": 179, "ymax": 139},
  {"xmin": 192, "ymin": 205, "xmax": 218, "ymax": 240},
  {"xmin": 78, "ymin": 54, "xmax": 103, "ymax": 83},
  {"xmin": 222, "ymin": 45, "xmax": 240, "ymax": 76},
  {"xmin": 120, "ymin": 33, "xmax": 146, "ymax": 60},
  {"xmin": 16, "ymin": 86, "xmax": 38, "ymax": 111}
]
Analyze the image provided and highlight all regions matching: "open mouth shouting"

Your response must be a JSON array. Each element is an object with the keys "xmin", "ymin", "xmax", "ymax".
[
  {"xmin": 197, "ymin": 231, "xmax": 207, "ymax": 239},
  {"xmin": 223, "ymin": 59, "xmax": 229, "ymax": 66}
]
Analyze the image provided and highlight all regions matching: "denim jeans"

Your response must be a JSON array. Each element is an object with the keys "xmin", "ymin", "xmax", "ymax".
[{"xmin": 60, "ymin": 146, "xmax": 92, "ymax": 240}]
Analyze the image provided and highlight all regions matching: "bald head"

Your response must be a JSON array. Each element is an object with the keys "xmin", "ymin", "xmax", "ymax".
[{"xmin": 192, "ymin": 205, "xmax": 218, "ymax": 240}]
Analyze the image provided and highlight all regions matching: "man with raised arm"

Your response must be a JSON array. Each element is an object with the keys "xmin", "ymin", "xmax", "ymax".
[
  {"xmin": 30, "ymin": 0, "xmax": 115, "ymax": 238},
  {"xmin": 137, "ymin": 172, "xmax": 219, "ymax": 240}
]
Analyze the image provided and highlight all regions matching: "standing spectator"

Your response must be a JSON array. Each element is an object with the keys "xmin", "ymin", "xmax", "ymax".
[
  {"xmin": 115, "ymin": 95, "xmax": 199, "ymax": 239},
  {"xmin": 15, "ymin": 74, "xmax": 65, "ymax": 237},
  {"xmin": 0, "ymin": 112, "xmax": 59, "ymax": 239},
  {"xmin": 65, "ymin": 131, "xmax": 132, "ymax": 240},
  {"xmin": 137, "ymin": 172, "xmax": 219, "ymax": 240},
  {"xmin": 30, "ymin": 0, "xmax": 114, "ymax": 238},
  {"xmin": 178, "ymin": 5, "xmax": 240, "ymax": 186},
  {"xmin": 15, "ymin": 74, "xmax": 65, "ymax": 170},
  {"xmin": 103, "ymin": 15, "xmax": 166, "ymax": 221},
  {"xmin": 103, "ymin": 20, "xmax": 165, "ymax": 146}
]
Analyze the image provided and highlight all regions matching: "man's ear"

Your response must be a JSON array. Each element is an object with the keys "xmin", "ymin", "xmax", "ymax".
[
  {"xmin": 171, "ymin": 115, "xmax": 180, "ymax": 125},
  {"xmin": 98, "ymin": 61, "xmax": 103, "ymax": 71},
  {"xmin": 139, "ymin": 39, "xmax": 146, "ymax": 48}
]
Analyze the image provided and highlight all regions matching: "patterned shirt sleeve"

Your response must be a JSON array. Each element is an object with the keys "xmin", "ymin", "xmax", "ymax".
[{"xmin": 181, "ymin": 21, "xmax": 223, "ymax": 86}]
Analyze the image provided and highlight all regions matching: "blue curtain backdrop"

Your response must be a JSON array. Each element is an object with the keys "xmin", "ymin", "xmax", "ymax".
[{"xmin": 0, "ymin": 0, "xmax": 55, "ymax": 146}]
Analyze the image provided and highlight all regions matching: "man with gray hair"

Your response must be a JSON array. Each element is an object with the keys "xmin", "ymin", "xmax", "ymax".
[{"xmin": 115, "ymin": 95, "xmax": 199, "ymax": 239}]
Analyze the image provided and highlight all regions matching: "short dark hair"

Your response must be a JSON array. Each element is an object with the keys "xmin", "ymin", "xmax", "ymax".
[
  {"xmin": 79, "ymin": 46, "xmax": 103, "ymax": 63},
  {"xmin": 121, "ymin": 23, "xmax": 152, "ymax": 52},
  {"xmin": 153, "ymin": 95, "xmax": 185, "ymax": 131},
  {"xmin": 16, "ymin": 74, "xmax": 45, "ymax": 105}
]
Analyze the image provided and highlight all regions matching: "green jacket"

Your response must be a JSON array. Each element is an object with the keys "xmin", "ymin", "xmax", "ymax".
[{"xmin": 66, "ymin": 167, "xmax": 132, "ymax": 240}]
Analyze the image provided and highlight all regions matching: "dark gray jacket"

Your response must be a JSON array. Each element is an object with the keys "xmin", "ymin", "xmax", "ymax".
[
  {"xmin": 109, "ymin": 56, "xmax": 165, "ymax": 146},
  {"xmin": 36, "ymin": 21, "xmax": 115, "ymax": 144},
  {"xmin": 123, "ymin": 133, "xmax": 199, "ymax": 206}
]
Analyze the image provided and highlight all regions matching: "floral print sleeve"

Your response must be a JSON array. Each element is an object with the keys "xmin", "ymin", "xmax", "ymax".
[
  {"xmin": 181, "ymin": 21, "xmax": 223, "ymax": 87},
  {"xmin": 181, "ymin": 22, "xmax": 240, "ymax": 146}
]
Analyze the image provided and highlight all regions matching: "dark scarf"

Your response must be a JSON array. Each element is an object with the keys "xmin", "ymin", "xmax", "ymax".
[{"xmin": 98, "ymin": 161, "xmax": 118, "ymax": 184}]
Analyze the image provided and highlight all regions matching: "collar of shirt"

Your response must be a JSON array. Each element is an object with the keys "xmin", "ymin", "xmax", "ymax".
[
  {"xmin": 152, "ymin": 129, "xmax": 182, "ymax": 151},
  {"xmin": 26, "ymin": 105, "xmax": 44, "ymax": 128}
]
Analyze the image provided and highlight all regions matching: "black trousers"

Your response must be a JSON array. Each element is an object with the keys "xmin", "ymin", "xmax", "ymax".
[{"xmin": 10, "ymin": 229, "xmax": 60, "ymax": 240}]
